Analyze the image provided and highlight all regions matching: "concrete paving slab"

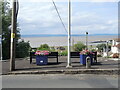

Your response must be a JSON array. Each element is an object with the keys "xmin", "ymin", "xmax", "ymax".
[{"xmin": 1, "ymin": 57, "xmax": 120, "ymax": 75}]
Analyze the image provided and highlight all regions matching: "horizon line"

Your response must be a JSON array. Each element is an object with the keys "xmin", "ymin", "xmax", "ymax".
[
  {"xmin": 21, "ymin": 34, "xmax": 118, "ymax": 37},
  {"xmin": 21, "ymin": 33, "xmax": 118, "ymax": 35}
]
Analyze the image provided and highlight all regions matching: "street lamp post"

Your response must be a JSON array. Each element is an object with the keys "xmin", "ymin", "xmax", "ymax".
[
  {"xmin": 86, "ymin": 32, "xmax": 88, "ymax": 50},
  {"xmin": 66, "ymin": 0, "xmax": 72, "ymax": 68}
]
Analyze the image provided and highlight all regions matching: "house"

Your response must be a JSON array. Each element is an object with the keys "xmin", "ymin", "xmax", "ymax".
[{"xmin": 111, "ymin": 38, "xmax": 120, "ymax": 53}]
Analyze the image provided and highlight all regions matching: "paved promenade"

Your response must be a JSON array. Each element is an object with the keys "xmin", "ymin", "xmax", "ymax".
[{"xmin": 1, "ymin": 56, "xmax": 120, "ymax": 75}]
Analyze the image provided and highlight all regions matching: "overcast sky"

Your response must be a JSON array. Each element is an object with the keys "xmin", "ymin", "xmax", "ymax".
[{"xmin": 16, "ymin": 0, "xmax": 118, "ymax": 35}]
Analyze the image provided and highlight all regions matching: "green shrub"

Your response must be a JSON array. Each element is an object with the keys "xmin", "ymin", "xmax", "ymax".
[
  {"xmin": 74, "ymin": 42, "xmax": 86, "ymax": 52},
  {"xmin": 40, "ymin": 44, "xmax": 49, "ymax": 49},
  {"xmin": 59, "ymin": 51, "xmax": 68, "ymax": 56},
  {"xmin": 37, "ymin": 44, "xmax": 50, "ymax": 51},
  {"xmin": 16, "ymin": 40, "xmax": 31, "ymax": 58},
  {"xmin": 96, "ymin": 44, "xmax": 106, "ymax": 51},
  {"xmin": 97, "ymin": 54, "xmax": 102, "ymax": 57},
  {"xmin": 50, "ymin": 47, "xmax": 56, "ymax": 52}
]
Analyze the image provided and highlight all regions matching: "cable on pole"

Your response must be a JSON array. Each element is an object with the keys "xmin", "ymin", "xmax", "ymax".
[{"xmin": 51, "ymin": 0, "xmax": 68, "ymax": 33}]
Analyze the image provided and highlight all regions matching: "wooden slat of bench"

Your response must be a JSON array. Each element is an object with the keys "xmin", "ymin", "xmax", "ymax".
[
  {"xmin": 70, "ymin": 52, "xmax": 80, "ymax": 58},
  {"xmin": 48, "ymin": 52, "xmax": 58, "ymax": 56},
  {"xmin": 70, "ymin": 56, "xmax": 80, "ymax": 58}
]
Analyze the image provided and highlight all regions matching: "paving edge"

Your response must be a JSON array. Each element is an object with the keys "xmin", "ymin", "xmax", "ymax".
[{"xmin": 6, "ymin": 69, "xmax": 120, "ymax": 75}]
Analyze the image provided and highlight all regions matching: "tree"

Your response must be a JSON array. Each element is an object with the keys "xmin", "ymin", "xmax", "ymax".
[
  {"xmin": 74, "ymin": 42, "xmax": 86, "ymax": 52},
  {"xmin": 1, "ymin": 1, "xmax": 20, "ymax": 59},
  {"xmin": 1, "ymin": 1, "xmax": 31, "ymax": 59},
  {"xmin": 96, "ymin": 44, "xmax": 111, "ymax": 52},
  {"xmin": 96, "ymin": 44, "xmax": 106, "ymax": 52}
]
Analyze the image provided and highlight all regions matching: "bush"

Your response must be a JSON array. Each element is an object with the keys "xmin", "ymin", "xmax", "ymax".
[
  {"xmin": 97, "ymin": 54, "xmax": 102, "ymax": 57},
  {"xmin": 50, "ymin": 47, "xmax": 56, "ymax": 52},
  {"xmin": 37, "ymin": 44, "xmax": 50, "ymax": 51},
  {"xmin": 74, "ymin": 42, "xmax": 86, "ymax": 52},
  {"xmin": 16, "ymin": 40, "xmax": 31, "ymax": 58},
  {"xmin": 59, "ymin": 51, "xmax": 68, "ymax": 56},
  {"xmin": 96, "ymin": 44, "xmax": 106, "ymax": 51}
]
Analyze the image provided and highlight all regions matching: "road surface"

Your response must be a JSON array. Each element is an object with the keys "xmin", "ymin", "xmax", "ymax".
[{"xmin": 1, "ymin": 74, "xmax": 118, "ymax": 88}]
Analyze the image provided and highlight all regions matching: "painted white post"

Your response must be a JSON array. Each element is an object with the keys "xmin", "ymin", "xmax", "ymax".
[
  {"xmin": 106, "ymin": 40, "xmax": 109, "ymax": 57},
  {"xmin": 66, "ymin": 0, "xmax": 72, "ymax": 68},
  {"xmin": 0, "ymin": 35, "xmax": 2, "ymax": 61}
]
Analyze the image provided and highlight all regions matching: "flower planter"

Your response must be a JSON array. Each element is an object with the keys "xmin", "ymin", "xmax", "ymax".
[
  {"xmin": 36, "ymin": 55, "xmax": 48, "ymax": 65},
  {"xmin": 80, "ymin": 54, "xmax": 93, "ymax": 65}
]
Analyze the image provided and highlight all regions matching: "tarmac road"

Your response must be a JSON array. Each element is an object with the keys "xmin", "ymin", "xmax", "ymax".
[{"xmin": 2, "ymin": 74, "xmax": 118, "ymax": 88}]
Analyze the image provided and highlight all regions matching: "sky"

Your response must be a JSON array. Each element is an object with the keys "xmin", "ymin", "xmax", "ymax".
[{"xmin": 14, "ymin": 0, "xmax": 118, "ymax": 35}]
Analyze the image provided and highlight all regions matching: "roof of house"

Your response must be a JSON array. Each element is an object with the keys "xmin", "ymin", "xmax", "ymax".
[{"xmin": 113, "ymin": 43, "xmax": 120, "ymax": 49}]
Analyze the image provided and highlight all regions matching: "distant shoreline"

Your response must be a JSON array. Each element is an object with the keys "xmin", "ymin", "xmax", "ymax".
[
  {"xmin": 21, "ymin": 34, "xmax": 118, "ymax": 38},
  {"xmin": 21, "ymin": 35, "xmax": 118, "ymax": 47}
]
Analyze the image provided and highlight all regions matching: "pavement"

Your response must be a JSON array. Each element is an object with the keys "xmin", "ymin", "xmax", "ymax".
[{"xmin": 1, "ymin": 56, "xmax": 120, "ymax": 75}]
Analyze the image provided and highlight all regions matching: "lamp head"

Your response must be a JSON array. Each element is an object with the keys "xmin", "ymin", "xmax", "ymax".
[{"xmin": 86, "ymin": 32, "xmax": 88, "ymax": 35}]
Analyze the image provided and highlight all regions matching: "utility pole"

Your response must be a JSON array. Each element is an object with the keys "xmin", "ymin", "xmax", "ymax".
[
  {"xmin": 10, "ymin": 0, "xmax": 17, "ymax": 71},
  {"xmin": 86, "ymin": 32, "xmax": 88, "ymax": 50},
  {"xmin": 66, "ymin": 0, "xmax": 72, "ymax": 68}
]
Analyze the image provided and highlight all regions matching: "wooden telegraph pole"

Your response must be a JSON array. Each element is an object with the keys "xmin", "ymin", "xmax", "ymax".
[{"xmin": 10, "ymin": 0, "xmax": 17, "ymax": 71}]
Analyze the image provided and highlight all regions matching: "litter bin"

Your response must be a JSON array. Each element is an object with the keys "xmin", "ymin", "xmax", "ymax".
[{"xmin": 36, "ymin": 55, "xmax": 48, "ymax": 65}]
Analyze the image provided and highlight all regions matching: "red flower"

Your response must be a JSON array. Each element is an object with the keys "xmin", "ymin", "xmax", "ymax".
[
  {"xmin": 80, "ymin": 49, "xmax": 93, "ymax": 55},
  {"xmin": 35, "ymin": 50, "xmax": 50, "ymax": 55}
]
